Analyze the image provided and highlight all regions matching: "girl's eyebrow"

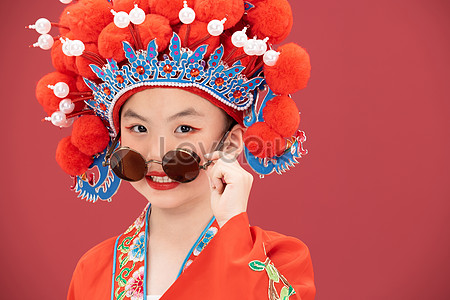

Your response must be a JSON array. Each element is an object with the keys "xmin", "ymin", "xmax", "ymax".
[
  {"xmin": 122, "ymin": 108, "xmax": 204, "ymax": 122},
  {"xmin": 167, "ymin": 108, "xmax": 204, "ymax": 121},
  {"xmin": 122, "ymin": 109, "xmax": 149, "ymax": 122}
]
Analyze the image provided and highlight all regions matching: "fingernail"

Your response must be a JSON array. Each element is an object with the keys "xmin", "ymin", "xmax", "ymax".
[{"xmin": 204, "ymin": 153, "xmax": 212, "ymax": 159}]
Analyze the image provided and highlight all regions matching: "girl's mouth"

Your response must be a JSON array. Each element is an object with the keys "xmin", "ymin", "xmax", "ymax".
[
  {"xmin": 145, "ymin": 172, "xmax": 180, "ymax": 190},
  {"xmin": 149, "ymin": 175, "xmax": 176, "ymax": 183}
]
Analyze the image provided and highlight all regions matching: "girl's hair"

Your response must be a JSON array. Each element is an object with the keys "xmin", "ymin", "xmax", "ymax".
[{"xmin": 225, "ymin": 114, "xmax": 238, "ymax": 131}]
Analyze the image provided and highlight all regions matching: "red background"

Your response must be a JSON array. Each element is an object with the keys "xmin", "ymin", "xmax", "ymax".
[{"xmin": 1, "ymin": 0, "xmax": 450, "ymax": 299}]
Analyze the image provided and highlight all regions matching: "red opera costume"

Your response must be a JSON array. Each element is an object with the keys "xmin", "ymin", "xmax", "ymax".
[{"xmin": 68, "ymin": 206, "xmax": 315, "ymax": 300}]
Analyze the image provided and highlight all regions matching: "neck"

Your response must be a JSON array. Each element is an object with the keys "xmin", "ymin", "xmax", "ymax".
[{"xmin": 148, "ymin": 196, "xmax": 214, "ymax": 243}]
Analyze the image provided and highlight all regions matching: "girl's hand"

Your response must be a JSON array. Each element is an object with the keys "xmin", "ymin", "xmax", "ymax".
[{"xmin": 204, "ymin": 151, "xmax": 253, "ymax": 228}]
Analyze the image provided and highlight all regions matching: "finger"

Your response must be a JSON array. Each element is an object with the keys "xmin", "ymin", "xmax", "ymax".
[
  {"xmin": 215, "ymin": 159, "xmax": 249, "ymax": 186},
  {"xmin": 212, "ymin": 176, "xmax": 225, "ymax": 194},
  {"xmin": 207, "ymin": 172, "xmax": 224, "ymax": 194},
  {"xmin": 212, "ymin": 161, "xmax": 237, "ymax": 192},
  {"xmin": 206, "ymin": 162, "xmax": 226, "ymax": 193}
]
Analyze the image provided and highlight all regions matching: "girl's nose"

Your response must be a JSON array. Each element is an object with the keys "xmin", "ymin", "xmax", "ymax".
[{"xmin": 145, "ymin": 135, "xmax": 167, "ymax": 162}]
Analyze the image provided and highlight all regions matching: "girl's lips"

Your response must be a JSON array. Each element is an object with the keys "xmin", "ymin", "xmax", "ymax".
[
  {"xmin": 145, "ymin": 172, "xmax": 180, "ymax": 190},
  {"xmin": 147, "ymin": 171, "xmax": 168, "ymax": 177}
]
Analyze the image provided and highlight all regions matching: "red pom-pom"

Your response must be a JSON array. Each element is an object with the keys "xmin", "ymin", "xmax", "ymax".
[
  {"xmin": 247, "ymin": 0, "xmax": 293, "ymax": 44},
  {"xmin": 51, "ymin": 34, "xmax": 78, "ymax": 75},
  {"xmin": 263, "ymin": 95, "xmax": 300, "ymax": 138},
  {"xmin": 98, "ymin": 22, "xmax": 133, "ymax": 62},
  {"xmin": 138, "ymin": 14, "xmax": 173, "ymax": 51},
  {"xmin": 56, "ymin": 136, "xmax": 93, "ymax": 176},
  {"xmin": 75, "ymin": 43, "xmax": 101, "ymax": 80},
  {"xmin": 244, "ymin": 122, "xmax": 285, "ymax": 158},
  {"xmin": 76, "ymin": 76, "xmax": 91, "ymax": 92},
  {"xmin": 71, "ymin": 115, "xmax": 110, "ymax": 156},
  {"xmin": 178, "ymin": 21, "xmax": 220, "ymax": 56},
  {"xmin": 194, "ymin": 0, "xmax": 244, "ymax": 29},
  {"xmin": 63, "ymin": 0, "xmax": 113, "ymax": 43},
  {"xmin": 264, "ymin": 43, "xmax": 311, "ymax": 95},
  {"xmin": 148, "ymin": 0, "xmax": 187, "ymax": 25},
  {"xmin": 36, "ymin": 72, "xmax": 78, "ymax": 115},
  {"xmin": 51, "ymin": 39, "xmax": 74, "ymax": 75},
  {"xmin": 114, "ymin": 0, "xmax": 150, "ymax": 13},
  {"xmin": 59, "ymin": 6, "xmax": 72, "ymax": 36}
]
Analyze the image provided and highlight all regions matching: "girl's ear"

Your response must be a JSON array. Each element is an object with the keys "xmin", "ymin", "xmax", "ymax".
[{"xmin": 223, "ymin": 124, "xmax": 245, "ymax": 157}]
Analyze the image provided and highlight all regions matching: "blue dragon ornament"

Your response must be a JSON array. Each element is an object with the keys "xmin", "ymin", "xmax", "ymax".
[{"xmin": 72, "ymin": 142, "xmax": 121, "ymax": 203}]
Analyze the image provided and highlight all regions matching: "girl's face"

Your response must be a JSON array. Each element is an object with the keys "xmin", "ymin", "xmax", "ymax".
[{"xmin": 119, "ymin": 88, "xmax": 233, "ymax": 209}]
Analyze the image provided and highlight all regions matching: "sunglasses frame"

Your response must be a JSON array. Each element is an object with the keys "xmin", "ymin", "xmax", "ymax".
[{"xmin": 102, "ymin": 126, "xmax": 232, "ymax": 183}]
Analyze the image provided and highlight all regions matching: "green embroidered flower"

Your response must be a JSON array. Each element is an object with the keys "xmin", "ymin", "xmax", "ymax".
[
  {"xmin": 266, "ymin": 264, "xmax": 280, "ymax": 282},
  {"xmin": 248, "ymin": 258, "xmax": 296, "ymax": 300},
  {"xmin": 249, "ymin": 260, "xmax": 265, "ymax": 271},
  {"xmin": 280, "ymin": 286, "xmax": 296, "ymax": 299}
]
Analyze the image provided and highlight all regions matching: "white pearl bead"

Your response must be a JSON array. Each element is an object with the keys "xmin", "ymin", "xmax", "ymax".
[
  {"xmin": 263, "ymin": 50, "xmax": 280, "ymax": 66},
  {"xmin": 70, "ymin": 40, "xmax": 85, "ymax": 56},
  {"xmin": 37, "ymin": 34, "xmax": 54, "ymax": 50},
  {"xmin": 53, "ymin": 82, "xmax": 70, "ymax": 98},
  {"xmin": 113, "ymin": 11, "xmax": 130, "ymax": 28},
  {"xmin": 51, "ymin": 111, "xmax": 67, "ymax": 127},
  {"xmin": 179, "ymin": 7, "xmax": 195, "ymax": 24},
  {"xmin": 61, "ymin": 39, "xmax": 73, "ymax": 56},
  {"xmin": 35, "ymin": 18, "xmax": 52, "ymax": 35},
  {"xmin": 231, "ymin": 29, "xmax": 248, "ymax": 48},
  {"xmin": 207, "ymin": 19, "xmax": 224, "ymax": 36},
  {"xmin": 61, "ymin": 117, "xmax": 75, "ymax": 128},
  {"xmin": 59, "ymin": 0, "xmax": 72, "ymax": 4},
  {"xmin": 255, "ymin": 39, "xmax": 268, "ymax": 56},
  {"xmin": 129, "ymin": 5, "xmax": 146, "ymax": 25},
  {"xmin": 243, "ymin": 38, "xmax": 258, "ymax": 56},
  {"xmin": 59, "ymin": 99, "xmax": 75, "ymax": 114}
]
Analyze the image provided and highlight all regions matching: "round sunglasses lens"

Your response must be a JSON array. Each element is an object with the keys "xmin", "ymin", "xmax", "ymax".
[
  {"xmin": 162, "ymin": 149, "xmax": 200, "ymax": 183},
  {"xmin": 110, "ymin": 149, "xmax": 147, "ymax": 182}
]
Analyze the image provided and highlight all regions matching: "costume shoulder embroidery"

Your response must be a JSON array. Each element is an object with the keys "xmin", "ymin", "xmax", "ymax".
[
  {"xmin": 249, "ymin": 257, "xmax": 296, "ymax": 300},
  {"xmin": 114, "ymin": 205, "xmax": 149, "ymax": 300}
]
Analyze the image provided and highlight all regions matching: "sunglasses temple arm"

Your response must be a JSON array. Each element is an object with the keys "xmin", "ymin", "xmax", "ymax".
[
  {"xmin": 201, "ymin": 129, "xmax": 232, "ymax": 170},
  {"xmin": 215, "ymin": 129, "xmax": 231, "ymax": 152},
  {"xmin": 102, "ymin": 132, "xmax": 121, "ymax": 167},
  {"xmin": 200, "ymin": 160, "xmax": 213, "ymax": 170}
]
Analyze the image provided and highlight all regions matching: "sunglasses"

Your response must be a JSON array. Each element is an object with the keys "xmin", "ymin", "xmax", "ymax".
[{"xmin": 102, "ymin": 127, "xmax": 231, "ymax": 183}]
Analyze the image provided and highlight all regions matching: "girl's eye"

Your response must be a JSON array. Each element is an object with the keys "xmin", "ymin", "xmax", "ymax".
[
  {"xmin": 175, "ymin": 125, "xmax": 194, "ymax": 133},
  {"xmin": 130, "ymin": 125, "xmax": 147, "ymax": 133}
]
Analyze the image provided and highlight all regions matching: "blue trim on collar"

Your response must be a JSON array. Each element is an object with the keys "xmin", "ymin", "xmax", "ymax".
[
  {"xmin": 143, "ymin": 204, "xmax": 152, "ymax": 298},
  {"xmin": 176, "ymin": 216, "xmax": 216, "ymax": 279}
]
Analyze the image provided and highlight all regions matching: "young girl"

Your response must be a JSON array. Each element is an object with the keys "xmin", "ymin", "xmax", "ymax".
[{"xmin": 31, "ymin": 0, "xmax": 314, "ymax": 299}]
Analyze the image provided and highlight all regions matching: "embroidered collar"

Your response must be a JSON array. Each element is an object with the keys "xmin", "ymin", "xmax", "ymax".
[{"xmin": 111, "ymin": 204, "xmax": 219, "ymax": 300}]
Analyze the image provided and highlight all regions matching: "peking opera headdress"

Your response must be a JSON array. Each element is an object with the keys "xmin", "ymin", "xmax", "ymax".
[{"xmin": 29, "ymin": 0, "xmax": 311, "ymax": 202}]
